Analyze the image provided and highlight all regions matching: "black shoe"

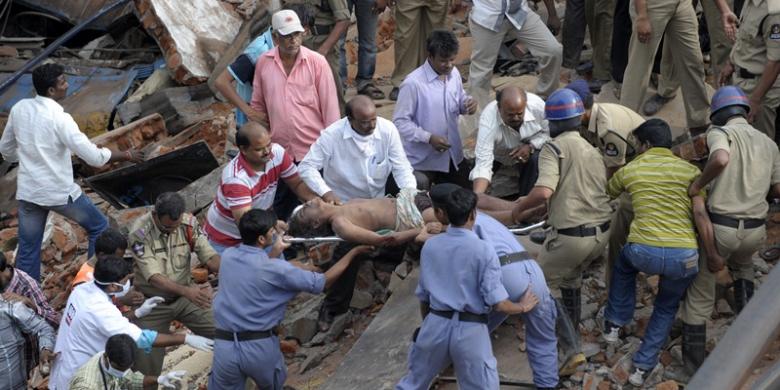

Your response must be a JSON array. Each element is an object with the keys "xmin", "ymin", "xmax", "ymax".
[
  {"xmin": 733, "ymin": 279, "xmax": 755, "ymax": 314},
  {"xmin": 530, "ymin": 230, "xmax": 547, "ymax": 245},
  {"xmin": 317, "ymin": 304, "xmax": 335, "ymax": 333},
  {"xmin": 682, "ymin": 322, "xmax": 707, "ymax": 373},
  {"xmin": 588, "ymin": 79, "xmax": 609, "ymax": 94},
  {"xmin": 389, "ymin": 87, "xmax": 400, "ymax": 101},
  {"xmin": 642, "ymin": 94, "xmax": 673, "ymax": 115},
  {"xmin": 560, "ymin": 288, "xmax": 581, "ymax": 327}
]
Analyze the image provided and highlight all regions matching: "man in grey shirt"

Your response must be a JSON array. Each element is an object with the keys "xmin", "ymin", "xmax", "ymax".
[{"xmin": 0, "ymin": 298, "xmax": 56, "ymax": 390}]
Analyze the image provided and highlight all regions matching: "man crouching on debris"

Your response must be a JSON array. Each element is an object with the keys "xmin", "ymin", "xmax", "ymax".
[
  {"xmin": 395, "ymin": 187, "xmax": 539, "ymax": 390},
  {"xmin": 210, "ymin": 209, "xmax": 371, "ymax": 389},
  {"xmin": 0, "ymin": 63, "xmax": 144, "ymax": 282},
  {"xmin": 415, "ymin": 183, "xmax": 560, "ymax": 390}
]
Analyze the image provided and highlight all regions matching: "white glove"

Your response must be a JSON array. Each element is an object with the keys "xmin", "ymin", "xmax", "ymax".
[
  {"xmin": 157, "ymin": 370, "xmax": 187, "ymax": 388},
  {"xmin": 134, "ymin": 296, "xmax": 165, "ymax": 319},
  {"xmin": 184, "ymin": 334, "xmax": 214, "ymax": 351}
]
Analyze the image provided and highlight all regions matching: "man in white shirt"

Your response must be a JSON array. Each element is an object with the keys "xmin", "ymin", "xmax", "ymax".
[
  {"xmin": 468, "ymin": 0, "xmax": 563, "ymax": 113},
  {"xmin": 0, "ymin": 63, "xmax": 144, "ymax": 281},
  {"xmin": 470, "ymin": 86, "xmax": 549, "ymax": 197},
  {"xmin": 299, "ymin": 95, "xmax": 417, "ymax": 204},
  {"xmin": 49, "ymin": 255, "xmax": 213, "ymax": 390},
  {"xmin": 299, "ymin": 95, "xmax": 417, "ymax": 332}
]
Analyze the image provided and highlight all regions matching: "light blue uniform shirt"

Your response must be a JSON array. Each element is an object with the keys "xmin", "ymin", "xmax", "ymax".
[
  {"xmin": 214, "ymin": 244, "xmax": 325, "ymax": 332},
  {"xmin": 228, "ymin": 28, "xmax": 274, "ymax": 126},
  {"xmin": 416, "ymin": 227, "xmax": 509, "ymax": 314}
]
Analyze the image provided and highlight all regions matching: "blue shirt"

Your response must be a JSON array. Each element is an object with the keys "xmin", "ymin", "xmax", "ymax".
[
  {"xmin": 416, "ymin": 227, "xmax": 509, "ymax": 314},
  {"xmin": 214, "ymin": 244, "xmax": 325, "ymax": 332},
  {"xmin": 473, "ymin": 211, "xmax": 526, "ymax": 257},
  {"xmin": 393, "ymin": 61, "xmax": 468, "ymax": 172},
  {"xmin": 228, "ymin": 28, "xmax": 274, "ymax": 126}
]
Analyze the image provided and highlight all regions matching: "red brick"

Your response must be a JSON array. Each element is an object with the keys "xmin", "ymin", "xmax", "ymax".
[
  {"xmin": 51, "ymin": 226, "xmax": 70, "ymax": 252},
  {"xmin": 612, "ymin": 365, "xmax": 629, "ymax": 385},
  {"xmin": 656, "ymin": 380, "xmax": 680, "ymax": 390},
  {"xmin": 591, "ymin": 351, "xmax": 607, "ymax": 364},
  {"xmin": 660, "ymin": 350, "xmax": 674, "ymax": 366},
  {"xmin": 597, "ymin": 380, "xmax": 611, "ymax": 390},
  {"xmin": 0, "ymin": 227, "xmax": 17, "ymax": 243}
]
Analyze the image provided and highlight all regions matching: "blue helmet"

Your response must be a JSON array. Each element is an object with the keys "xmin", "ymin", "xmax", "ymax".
[
  {"xmin": 710, "ymin": 86, "xmax": 750, "ymax": 125},
  {"xmin": 545, "ymin": 88, "xmax": 585, "ymax": 121}
]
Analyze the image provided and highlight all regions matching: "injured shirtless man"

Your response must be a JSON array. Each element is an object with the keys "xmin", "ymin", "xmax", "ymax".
[{"xmin": 288, "ymin": 188, "xmax": 439, "ymax": 246}]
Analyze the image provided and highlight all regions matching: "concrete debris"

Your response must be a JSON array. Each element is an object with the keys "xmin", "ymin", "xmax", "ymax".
[
  {"xmin": 309, "ymin": 312, "xmax": 352, "ymax": 346},
  {"xmin": 282, "ymin": 294, "xmax": 324, "ymax": 345},
  {"xmin": 299, "ymin": 343, "xmax": 339, "ymax": 374},
  {"xmin": 349, "ymin": 289, "xmax": 374, "ymax": 310}
]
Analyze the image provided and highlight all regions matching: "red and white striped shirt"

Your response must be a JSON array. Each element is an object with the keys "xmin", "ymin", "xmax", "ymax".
[{"xmin": 204, "ymin": 144, "xmax": 297, "ymax": 246}]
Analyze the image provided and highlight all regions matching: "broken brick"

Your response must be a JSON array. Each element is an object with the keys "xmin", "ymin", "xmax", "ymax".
[
  {"xmin": 656, "ymin": 380, "xmax": 679, "ymax": 390},
  {"xmin": 660, "ymin": 350, "xmax": 674, "ymax": 366},
  {"xmin": 597, "ymin": 381, "xmax": 611, "ymax": 390}
]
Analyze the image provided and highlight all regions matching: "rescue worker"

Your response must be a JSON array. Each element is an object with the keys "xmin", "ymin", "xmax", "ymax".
[
  {"xmin": 128, "ymin": 192, "xmax": 220, "ymax": 376},
  {"xmin": 564, "ymin": 80, "xmax": 645, "ymax": 285},
  {"xmin": 510, "ymin": 88, "xmax": 613, "ymax": 329},
  {"xmin": 396, "ymin": 187, "xmax": 540, "ymax": 390},
  {"xmin": 210, "ymin": 209, "xmax": 371, "ymax": 389},
  {"xmin": 717, "ymin": 0, "xmax": 780, "ymax": 140},
  {"xmin": 619, "ymin": 0, "xmax": 711, "ymax": 136},
  {"xmin": 49, "ymin": 255, "xmax": 213, "ymax": 390},
  {"xmin": 289, "ymin": 0, "xmax": 351, "ymax": 110},
  {"xmin": 417, "ymin": 183, "xmax": 560, "ymax": 389},
  {"xmin": 679, "ymin": 86, "xmax": 780, "ymax": 376}
]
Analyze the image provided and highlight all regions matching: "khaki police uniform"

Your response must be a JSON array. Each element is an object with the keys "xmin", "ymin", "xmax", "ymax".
[
  {"xmin": 680, "ymin": 117, "xmax": 780, "ymax": 325},
  {"xmin": 620, "ymin": 0, "xmax": 710, "ymax": 129},
  {"xmin": 391, "ymin": 0, "xmax": 450, "ymax": 88},
  {"xmin": 129, "ymin": 212, "xmax": 217, "ymax": 376},
  {"xmin": 729, "ymin": 0, "xmax": 780, "ymax": 140},
  {"xmin": 293, "ymin": 0, "xmax": 350, "ymax": 110},
  {"xmin": 535, "ymin": 131, "xmax": 613, "ymax": 290},
  {"xmin": 585, "ymin": 103, "xmax": 645, "ymax": 286}
]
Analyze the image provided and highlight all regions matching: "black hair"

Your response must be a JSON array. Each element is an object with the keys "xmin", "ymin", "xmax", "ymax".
[
  {"xmin": 443, "ymin": 187, "xmax": 477, "ymax": 227},
  {"xmin": 283, "ymin": 4, "xmax": 315, "ymax": 29},
  {"xmin": 95, "ymin": 228, "xmax": 128, "ymax": 256},
  {"xmin": 239, "ymin": 209, "xmax": 277, "ymax": 245},
  {"xmin": 236, "ymin": 127, "xmax": 250, "ymax": 147},
  {"xmin": 154, "ymin": 192, "xmax": 185, "ymax": 220},
  {"xmin": 0, "ymin": 251, "xmax": 6, "ymax": 272},
  {"xmin": 581, "ymin": 93, "xmax": 594, "ymax": 110},
  {"xmin": 93, "ymin": 255, "xmax": 132, "ymax": 288},
  {"xmin": 32, "ymin": 63, "xmax": 64, "ymax": 96},
  {"xmin": 426, "ymin": 29, "xmax": 459, "ymax": 59},
  {"xmin": 105, "ymin": 334, "xmax": 136, "ymax": 370},
  {"xmin": 287, "ymin": 207, "xmax": 335, "ymax": 238},
  {"xmin": 634, "ymin": 118, "xmax": 673, "ymax": 149}
]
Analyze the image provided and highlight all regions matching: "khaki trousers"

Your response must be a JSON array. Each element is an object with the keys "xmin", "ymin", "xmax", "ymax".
[
  {"xmin": 657, "ymin": 0, "xmax": 734, "ymax": 94},
  {"xmin": 132, "ymin": 297, "xmax": 215, "ymax": 376},
  {"xmin": 304, "ymin": 34, "xmax": 345, "ymax": 113},
  {"xmin": 680, "ymin": 223, "xmax": 766, "ymax": 325},
  {"xmin": 390, "ymin": 0, "xmax": 450, "ymax": 87},
  {"xmin": 620, "ymin": 0, "xmax": 710, "ymax": 128},
  {"xmin": 734, "ymin": 74, "xmax": 780, "ymax": 141},
  {"xmin": 469, "ymin": 11, "xmax": 563, "ymax": 112},
  {"xmin": 538, "ymin": 227, "xmax": 610, "ymax": 290},
  {"xmin": 562, "ymin": 0, "xmax": 614, "ymax": 80},
  {"xmin": 606, "ymin": 194, "xmax": 633, "ymax": 287}
]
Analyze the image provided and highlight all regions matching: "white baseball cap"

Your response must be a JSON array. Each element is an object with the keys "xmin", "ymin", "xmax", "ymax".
[{"xmin": 272, "ymin": 10, "xmax": 304, "ymax": 36}]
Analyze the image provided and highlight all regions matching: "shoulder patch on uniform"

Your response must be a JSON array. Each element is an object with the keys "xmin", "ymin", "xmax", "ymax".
[
  {"xmin": 132, "ymin": 241, "xmax": 145, "ymax": 257},
  {"xmin": 771, "ymin": 24, "xmax": 780, "ymax": 40},
  {"xmin": 604, "ymin": 142, "xmax": 619, "ymax": 157}
]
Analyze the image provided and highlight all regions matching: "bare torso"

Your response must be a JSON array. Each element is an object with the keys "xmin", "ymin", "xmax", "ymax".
[{"xmin": 330, "ymin": 198, "xmax": 397, "ymax": 232}]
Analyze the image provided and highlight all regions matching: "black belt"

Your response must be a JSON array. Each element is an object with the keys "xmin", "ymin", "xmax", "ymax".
[
  {"xmin": 498, "ymin": 251, "xmax": 532, "ymax": 266},
  {"xmin": 557, "ymin": 221, "xmax": 610, "ymax": 237},
  {"xmin": 215, "ymin": 328, "xmax": 273, "ymax": 341},
  {"xmin": 709, "ymin": 212, "xmax": 764, "ymax": 229},
  {"xmin": 312, "ymin": 24, "xmax": 332, "ymax": 36},
  {"xmin": 738, "ymin": 67, "xmax": 758, "ymax": 79},
  {"xmin": 430, "ymin": 309, "xmax": 488, "ymax": 324}
]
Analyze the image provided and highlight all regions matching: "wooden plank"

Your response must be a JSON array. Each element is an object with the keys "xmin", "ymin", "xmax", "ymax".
[{"xmin": 320, "ymin": 268, "xmax": 421, "ymax": 390}]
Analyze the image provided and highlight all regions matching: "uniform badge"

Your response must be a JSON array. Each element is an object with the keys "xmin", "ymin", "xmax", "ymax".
[
  {"xmin": 771, "ymin": 24, "xmax": 780, "ymax": 40},
  {"xmin": 604, "ymin": 142, "xmax": 619, "ymax": 157},
  {"xmin": 132, "ymin": 241, "xmax": 145, "ymax": 257}
]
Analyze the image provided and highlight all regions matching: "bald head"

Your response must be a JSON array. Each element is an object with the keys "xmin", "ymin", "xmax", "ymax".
[
  {"xmin": 496, "ymin": 86, "xmax": 528, "ymax": 130},
  {"xmin": 346, "ymin": 95, "xmax": 378, "ymax": 136},
  {"xmin": 237, "ymin": 121, "xmax": 272, "ymax": 166}
]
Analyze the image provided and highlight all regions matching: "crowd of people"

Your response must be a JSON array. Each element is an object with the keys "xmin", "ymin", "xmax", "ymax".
[{"xmin": 0, "ymin": 0, "xmax": 778, "ymax": 389}]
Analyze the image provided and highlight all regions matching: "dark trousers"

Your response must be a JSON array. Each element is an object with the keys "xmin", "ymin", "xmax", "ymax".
[
  {"xmin": 562, "ymin": 0, "xmax": 587, "ymax": 69},
  {"xmin": 273, "ymin": 176, "xmax": 301, "ymax": 223},
  {"xmin": 413, "ymin": 159, "xmax": 473, "ymax": 191},
  {"xmin": 518, "ymin": 152, "xmax": 540, "ymax": 197},
  {"xmin": 610, "ymin": 0, "xmax": 631, "ymax": 83}
]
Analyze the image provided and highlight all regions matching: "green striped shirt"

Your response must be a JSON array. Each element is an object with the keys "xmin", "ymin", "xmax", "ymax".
[{"xmin": 607, "ymin": 148, "xmax": 703, "ymax": 248}]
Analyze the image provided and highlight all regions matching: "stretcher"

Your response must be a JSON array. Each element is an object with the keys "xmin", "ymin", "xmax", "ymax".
[{"xmin": 285, "ymin": 221, "xmax": 547, "ymax": 244}]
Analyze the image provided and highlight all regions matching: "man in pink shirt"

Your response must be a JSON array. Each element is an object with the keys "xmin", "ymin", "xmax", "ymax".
[{"xmin": 251, "ymin": 9, "xmax": 340, "ymax": 220}]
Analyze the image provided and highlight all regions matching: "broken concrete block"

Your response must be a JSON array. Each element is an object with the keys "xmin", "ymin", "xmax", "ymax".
[
  {"xmin": 282, "ymin": 295, "xmax": 323, "ymax": 344},
  {"xmin": 79, "ymin": 35, "xmax": 116, "ymax": 60},
  {"xmin": 582, "ymin": 342, "xmax": 601, "ymax": 359},
  {"xmin": 582, "ymin": 373, "xmax": 601, "ymax": 390},
  {"xmin": 753, "ymin": 255, "xmax": 770, "ymax": 274},
  {"xmin": 309, "ymin": 312, "xmax": 352, "ymax": 346},
  {"xmin": 117, "ymin": 84, "xmax": 216, "ymax": 132},
  {"xmin": 349, "ymin": 289, "xmax": 374, "ymax": 310},
  {"xmin": 299, "ymin": 343, "xmax": 339, "ymax": 374}
]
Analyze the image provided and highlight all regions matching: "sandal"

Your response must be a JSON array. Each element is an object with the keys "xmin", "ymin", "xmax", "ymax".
[{"xmin": 358, "ymin": 84, "xmax": 386, "ymax": 100}]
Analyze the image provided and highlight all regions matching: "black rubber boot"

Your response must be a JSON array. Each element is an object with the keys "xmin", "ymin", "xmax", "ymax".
[
  {"xmin": 560, "ymin": 288, "xmax": 581, "ymax": 327},
  {"xmin": 682, "ymin": 322, "xmax": 707, "ymax": 374},
  {"xmin": 733, "ymin": 279, "xmax": 755, "ymax": 314}
]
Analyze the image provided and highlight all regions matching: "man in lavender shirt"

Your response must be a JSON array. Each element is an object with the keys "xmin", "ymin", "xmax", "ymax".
[{"xmin": 392, "ymin": 29, "xmax": 478, "ymax": 190}]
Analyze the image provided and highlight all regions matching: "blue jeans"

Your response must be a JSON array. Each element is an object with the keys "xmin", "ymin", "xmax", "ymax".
[
  {"xmin": 338, "ymin": 0, "xmax": 378, "ymax": 91},
  {"xmin": 604, "ymin": 243, "xmax": 698, "ymax": 370},
  {"xmin": 17, "ymin": 195, "xmax": 108, "ymax": 281}
]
